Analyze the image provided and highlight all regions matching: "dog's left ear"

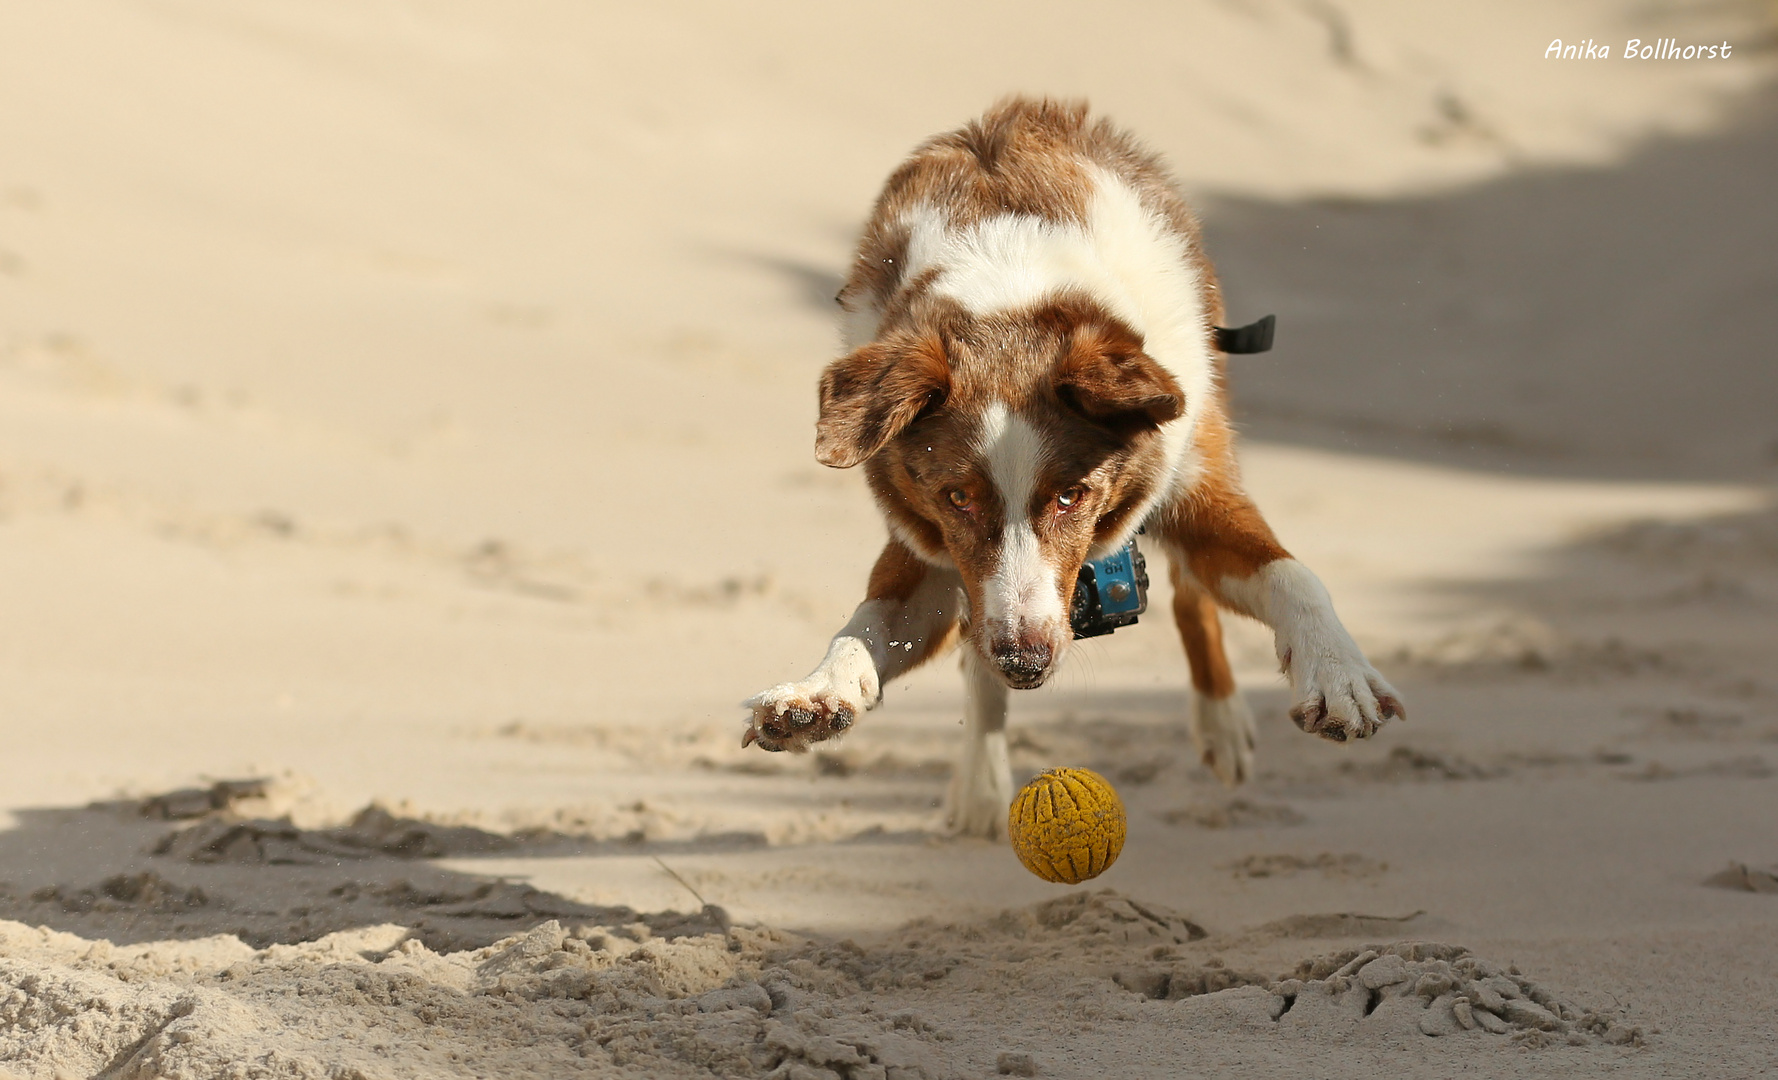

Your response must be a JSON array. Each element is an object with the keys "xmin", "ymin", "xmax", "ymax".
[
  {"xmin": 1054, "ymin": 323, "xmax": 1184, "ymax": 426},
  {"xmin": 815, "ymin": 333, "xmax": 950, "ymax": 468}
]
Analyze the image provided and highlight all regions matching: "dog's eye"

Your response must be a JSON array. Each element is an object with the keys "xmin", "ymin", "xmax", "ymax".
[
  {"xmin": 947, "ymin": 489, "xmax": 973, "ymax": 511},
  {"xmin": 1057, "ymin": 486, "xmax": 1086, "ymax": 509}
]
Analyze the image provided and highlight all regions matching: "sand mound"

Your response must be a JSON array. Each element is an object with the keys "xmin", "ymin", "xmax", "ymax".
[
  {"xmin": 1270, "ymin": 943, "xmax": 1643, "ymax": 1047},
  {"xmin": 152, "ymin": 805, "xmax": 524, "ymax": 865},
  {"xmin": 0, "ymin": 918, "xmax": 748, "ymax": 1079},
  {"xmin": 1705, "ymin": 862, "xmax": 1778, "ymax": 893},
  {"xmin": 0, "ymin": 891, "xmax": 1640, "ymax": 1078}
]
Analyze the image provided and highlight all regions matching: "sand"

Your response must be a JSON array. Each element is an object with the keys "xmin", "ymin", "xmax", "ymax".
[
  {"xmin": 0, "ymin": 893, "xmax": 1652, "ymax": 1078},
  {"xmin": 2, "ymin": 1, "xmax": 1776, "ymax": 1077}
]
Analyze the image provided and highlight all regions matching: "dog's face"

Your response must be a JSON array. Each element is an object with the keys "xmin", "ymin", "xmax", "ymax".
[{"xmin": 815, "ymin": 302, "xmax": 1183, "ymax": 688}]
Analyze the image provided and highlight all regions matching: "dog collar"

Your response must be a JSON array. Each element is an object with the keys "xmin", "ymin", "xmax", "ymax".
[{"xmin": 1213, "ymin": 314, "xmax": 1276, "ymax": 354}]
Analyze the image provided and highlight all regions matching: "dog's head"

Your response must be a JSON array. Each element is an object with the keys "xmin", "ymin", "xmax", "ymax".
[{"xmin": 815, "ymin": 301, "xmax": 1183, "ymax": 689}]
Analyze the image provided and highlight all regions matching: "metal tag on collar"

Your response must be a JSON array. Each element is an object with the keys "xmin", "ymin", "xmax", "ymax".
[{"xmin": 1070, "ymin": 539, "xmax": 1150, "ymax": 640}]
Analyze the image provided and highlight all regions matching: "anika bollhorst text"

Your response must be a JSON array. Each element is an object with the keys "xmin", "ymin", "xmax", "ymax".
[{"xmin": 1544, "ymin": 39, "xmax": 1734, "ymax": 60}]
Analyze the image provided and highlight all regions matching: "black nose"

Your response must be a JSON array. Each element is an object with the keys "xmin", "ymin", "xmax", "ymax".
[{"xmin": 993, "ymin": 641, "xmax": 1053, "ymax": 688}]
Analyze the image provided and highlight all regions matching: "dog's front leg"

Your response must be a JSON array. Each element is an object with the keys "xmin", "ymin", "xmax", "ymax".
[
  {"xmin": 944, "ymin": 644, "xmax": 1013, "ymax": 838},
  {"xmin": 744, "ymin": 542, "xmax": 961, "ymax": 753},
  {"xmin": 1159, "ymin": 484, "xmax": 1405, "ymax": 744},
  {"xmin": 1218, "ymin": 557, "xmax": 1405, "ymax": 741}
]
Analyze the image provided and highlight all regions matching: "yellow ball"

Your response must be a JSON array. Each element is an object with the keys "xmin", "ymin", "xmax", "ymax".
[{"xmin": 1007, "ymin": 767, "xmax": 1126, "ymax": 884}]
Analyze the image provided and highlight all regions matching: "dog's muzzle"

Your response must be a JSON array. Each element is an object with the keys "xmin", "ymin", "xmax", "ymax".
[{"xmin": 992, "ymin": 639, "xmax": 1054, "ymax": 688}]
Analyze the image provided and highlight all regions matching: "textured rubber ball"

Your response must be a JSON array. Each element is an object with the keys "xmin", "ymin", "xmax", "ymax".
[{"xmin": 1007, "ymin": 767, "xmax": 1127, "ymax": 884}]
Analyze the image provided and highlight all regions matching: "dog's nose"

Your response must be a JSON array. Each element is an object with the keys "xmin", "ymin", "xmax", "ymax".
[{"xmin": 992, "ymin": 639, "xmax": 1053, "ymax": 688}]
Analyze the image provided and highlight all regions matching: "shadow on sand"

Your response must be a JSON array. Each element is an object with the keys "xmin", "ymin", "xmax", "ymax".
[
  {"xmin": 749, "ymin": 91, "xmax": 1778, "ymax": 484},
  {"xmin": 0, "ymin": 785, "xmax": 750, "ymax": 951},
  {"xmin": 1204, "ymin": 91, "xmax": 1778, "ymax": 483}
]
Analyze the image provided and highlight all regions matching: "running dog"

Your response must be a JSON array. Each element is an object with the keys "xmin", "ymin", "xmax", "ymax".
[{"xmin": 743, "ymin": 98, "xmax": 1403, "ymax": 836}]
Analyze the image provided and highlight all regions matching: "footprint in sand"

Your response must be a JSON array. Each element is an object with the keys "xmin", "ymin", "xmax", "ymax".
[
  {"xmin": 1160, "ymin": 798, "xmax": 1306, "ymax": 829},
  {"xmin": 1224, "ymin": 853, "xmax": 1387, "ymax": 879}
]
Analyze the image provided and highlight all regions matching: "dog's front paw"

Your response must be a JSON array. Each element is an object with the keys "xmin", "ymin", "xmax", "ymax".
[
  {"xmin": 1189, "ymin": 691, "xmax": 1257, "ymax": 786},
  {"xmin": 1280, "ymin": 641, "xmax": 1405, "ymax": 743},
  {"xmin": 742, "ymin": 678, "xmax": 865, "ymax": 753}
]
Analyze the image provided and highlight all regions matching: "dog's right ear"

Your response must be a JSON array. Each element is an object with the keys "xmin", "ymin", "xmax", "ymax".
[{"xmin": 815, "ymin": 334, "xmax": 950, "ymax": 468}]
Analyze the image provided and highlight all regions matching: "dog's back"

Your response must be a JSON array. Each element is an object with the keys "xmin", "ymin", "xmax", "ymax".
[{"xmin": 840, "ymin": 97, "xmax": 1226, "ymax": 355}]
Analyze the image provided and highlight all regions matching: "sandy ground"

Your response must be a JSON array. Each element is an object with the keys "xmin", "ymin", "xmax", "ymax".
[{"xmin": 2, "ymin": 1, "xmax": 1777, "ymax": 1077}]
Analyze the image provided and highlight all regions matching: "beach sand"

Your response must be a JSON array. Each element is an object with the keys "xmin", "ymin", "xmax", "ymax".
[{"xmin": 1, "ymin": 1, "xmax": 1775, "ymax": 1076}]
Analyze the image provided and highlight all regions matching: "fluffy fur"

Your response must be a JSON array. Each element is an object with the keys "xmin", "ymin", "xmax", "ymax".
[{"xmin": 745, "ymin": 98, "xmax": 1403, "ymax": 836}]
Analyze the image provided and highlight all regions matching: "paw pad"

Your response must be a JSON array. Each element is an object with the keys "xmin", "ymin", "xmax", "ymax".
[{"xmin": 742, "ymin": 691, "xmax": 858, "ymax": 753}]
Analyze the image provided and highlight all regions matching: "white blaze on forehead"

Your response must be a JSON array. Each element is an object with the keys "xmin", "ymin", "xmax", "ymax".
[
  {"xmin": 973, "ymin": 402, "xmax": 1043, "ymax": 516},
  {"xmin": 896, "ymin": 167, "xmax": 1217, "ymax": 527},
  {"xmin": 974, "ymin": 403, "xmax": 1066, "ymax": 633}
]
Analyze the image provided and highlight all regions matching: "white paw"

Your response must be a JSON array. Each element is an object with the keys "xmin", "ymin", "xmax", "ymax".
[
  {"xmin": 742, "ymin": 671, "xmax": 874, "ymax": 754},
  {"xmin": 1279, "ymin": 635, "xmax": 1405, "ymax": 743},
  {"xmin": 1190, "ymin": 691, "xmax": 1257, "ymax": 786}
]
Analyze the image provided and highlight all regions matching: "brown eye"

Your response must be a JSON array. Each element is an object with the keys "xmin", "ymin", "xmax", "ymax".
[
  {"xmin": 947, "ymin": 489, "xmax": 973, "ymax": 510},
  {"xmin": 1057, "ymin": 486, "xmax": 1086, "ymax": 509}
]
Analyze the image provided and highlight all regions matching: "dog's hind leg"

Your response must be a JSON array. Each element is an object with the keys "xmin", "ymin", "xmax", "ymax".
[
  {"xmin": 1168, "ymin": 556, "xmax": 1257, "ymax": 786},
  {"xmin": 944, "ymin": 642, "xmax": 1014, "ymax": 839}
]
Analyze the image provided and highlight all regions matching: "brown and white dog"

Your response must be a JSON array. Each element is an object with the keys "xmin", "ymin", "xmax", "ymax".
[{"xmin": 744, "ymin": 98, "xmax": 1403, "ymax": 837}]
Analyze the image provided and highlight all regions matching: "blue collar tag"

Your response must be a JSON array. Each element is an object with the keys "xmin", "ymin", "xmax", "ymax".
[{"xmin": 1070, "ymin": 540, "xmax": 1149, "ymax": 639}]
